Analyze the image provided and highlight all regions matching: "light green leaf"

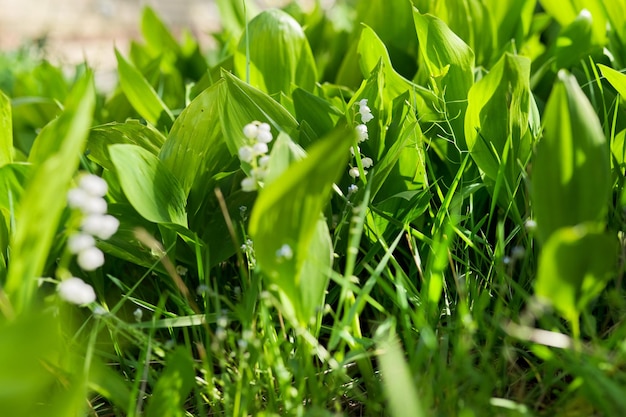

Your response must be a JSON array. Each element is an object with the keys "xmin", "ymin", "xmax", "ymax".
[
  {"xmin": 141, "ymin": 6, "xmax": 180, "ymax": 58},
  {"xmin": 249, "ymin": 125, "xmax": 353, "ymax": 324},
  {"xmin": 377, "ymin": 326, "xmax": 426, "ymax": 417},
  {"xmin": 598, "ymin": 64, "xmax": 626, "ymax": 98},
  {"xmin": 145, "ymin": 347, "xmax": 195, "ymax": 417},
  {"xmin": 465, "ymin": 53, "xmax": 534, "ymax": 182},
  {"xmin": 292, "ymin": 88, "xmax": 341, "ymax": 139},
  {"xmin": 532, "ymin": 70, "xmax": 610, "ymax": 243},
  {"xmin": 88, "ymin": 121, "xmax": 165, "ymax": 171},
  {"xmin": 535, "ymin": 224, "xmax": 617, "ymax": 324},
  {"xmin": 0, "ymin": 91, "xmax": 12, "ymax": 167},
  {"xmin": 115, "ymin": 49, "xmax": 173, "ymax": 127},
  {"xmin": 234, "ymin": 9, "xmax": 317, "ymax": 95},
  {"xmin": 159, "ymin": 81, "xmax": 229, "ymax": 196},
  {"xmin": 413, "ymin": 8, "xmax": 475, "ymax": 151},
  {"xmin": 357, "ymin": 25, "xmax": 439, "ymax": 122},
  {"xmin": 5, "ymin": 72, "xmax": 95, "ymax": 312},
  {"xmin": 109, "ymin": 144, "xmax": 187, "ymax": 227}
]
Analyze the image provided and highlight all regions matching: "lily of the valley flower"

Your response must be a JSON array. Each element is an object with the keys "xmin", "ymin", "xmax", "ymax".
[
  {"xmin": 239, "ymin": 121, "xmax": 274, "ymax": 192},
  {"xmin": 57, "ymin": 277, "xmax": 96, "ymax": 305},
  {"xmin": 67, "ymin": 174, "xmax": 119, "ymax": 271}
]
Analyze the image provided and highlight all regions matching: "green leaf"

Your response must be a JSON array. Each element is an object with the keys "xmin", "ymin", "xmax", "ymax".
[
  {"xmin": 465, "ymin": 53, "xmax": 534, "ymax": 182},
  {"xmin": 0, "ymin": 91, "xmax": 12, "ymax": 167},
  {"xmin": 109, "ymin": 144, "xmax": 187, "ymax": 227},
  {"xmin": 88, "ymin": 121, "xmax": 165, "ymax": 171},
  {"xmin": 356, "ymin": 25, "xmax": 439, "ymax": 122},
  {"xmin": 413, "ymin": 8, "xmax": 475, "ymax": 152},
  {"xmin": 377, "ymin": 325, "xmax": 426, "ymax": 417},
  {"xmin": 539, "ymin": 0, "xmax": 606, "ymax": 44},
  {"xmin": 532, "ymin": 70, "xmax": 611, "ymax": 243},
  {"xmin": 115, "ymin": 49, "xmax": 173, "ymax": 127},
  {"xmin": 292, "ymin": 88, "xmax": 341, "ymax": 139},
  {"xmin": 249, "ymin": 125, "xmax": 354, "ymax": 324},
  {"xmin": 598, "ymin": 64, "xmax": 626, "ymax": 98},
  {"xmin": 159, "ymin": 81, "xmax": 229, "ymax": 196},
  {"xmin": 234, "ymin": 9, "xmax": 317, "ymax": 95},
  {"xmin": 5, "ymin": 72, "xmax": 95, "ymax": 312},
  {"xmin": 141, "ymin": 6, "xmax": 181, "ymax": 58},
  {"xmin": 535, "ymin": 224, "xmax": 617, "ymax": 324},
  {"xmin": 145, "ymin": 347, "xmax": 195, "ymax": 417}
]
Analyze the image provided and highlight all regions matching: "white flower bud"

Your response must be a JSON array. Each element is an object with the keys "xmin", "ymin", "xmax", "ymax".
[
  {"xmin": 355, "ymin": 124, "xmax": 368, "ymax": 142},
  {"xmin": 361, "ymin": 157, "xmax": 374, "ymax": 169},
  {"xmin": 243, "ymin": 123, "xmax": 259, "ymax": 139},
  {"xmin": 68, "ymin": 233, "xmax": 96, "ymax": 254},
  {"xmin": 82, "ymin": 214, "xmax": 120, "ymax": 240},
  {"xmin": 253, "ymin": 142, "xmax": 268, "ymax": 155},
  {"xmin": 81, "ymin": 196, "xmax": 108, "ymax": 215},
  {"xmin": 241, "ymin": 177, "xmax": 257, "ymax": 192},
  {"xmin": 57, "ymin": 277, "xmax": 96, "ymax": 305},
  {"xmin": 348, "ymin": 167, "xmax": 360, "ymax": 179},
  {"xmin": 78, "ymin": 246, "xmax": 105, "ymax": 271},
  {"xmin": 256, "ymin": 130, "xmax": 273, "ymax": 144},
  {"xmin": 238, "ymin": 145, "xmax": 255, "ymax": 163},
  {"xmin": 79, "ymin": 174, "xmax": 108, "ymax": 197},
  {"xmin": 133, "ymin": 308, "xmax": 143, "ymax": 322},
  {"xmin": 276, "ymin": 244, "xmax": 293, "ymax": 261},
  {"xmin": 67, "ymin": 188, "xmax": 89, "ymax": 209},
  {"xmin": 258, "ymin": 155, "xmax": 270, "ymax": 168}
]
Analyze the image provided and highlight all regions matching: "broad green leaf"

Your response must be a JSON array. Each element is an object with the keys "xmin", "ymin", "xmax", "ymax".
[
  {"xmin": 234, "ymin": 9, "xmax": 317, "ymax": 95},
  {"xmin": 159, "ymin": 81, "xmax": 229, "ymax": 196},
  {"xmin": 141, "ymin": 6, "xmax": 180, "ymax": 59},
  {"xmin": 377, "ymin": 327, "xmax": 426, "ymax": 417},
  {"xmin": 145, "ymin": 347, "xmax": 195, "ymax": 417},
  {"xmin": 292, "ymin": 88, "xmax": 341, "ymax": 139},
  {"xmin": 535, "ymin": 224, "xmax": 617, "ymax": 325},
  {"xmin": 413, "ymin": 9, "xmax": 475, "ymax": 152},
  {"xmin": 371, "ymin": 92, "xmax": 427, "ymax": 202},
  {"xmin": 88, "ymin": 121, "xmax": 165, "ymax": 171},
  {"xmin": 484, "ymin": 0, "xmax": 536, "ymax": 58},
  {"xmin": 249, "ymin": 125, "xmax": 353, "ymax": 324},
  {"xmin": 5, "ymin": 72, "xmax": 95, "ymax": 312},
  {"xmin": 115, "ymin": 49, "xmax": 173, "ymax": 127},
  {"xmin": 0, "ymin": 312, "xmax": 86, "ymax": 417},
  {"xmin": 553, "ymin": 10, "xmax": 596, "ymax": 69},
  {"xmin": 0, "ymin": 91, "xmax": 12, "ymax": 167},
  {"xmin": 532, "ymin": 70, "xmax": 610, "ymax": 243},
  {"xmin": 439, "ymin": 0, "xmax": 494, "ymax": 66},
  {"xmin": 109, "ymin": 144, "xmax": 187, "ymax": 227},
  {"xmin": 465, "ymin": 54, "xmax": 533, "ymax": 183},
  {"xmin": 357, "ymin": 25, "xmax": 439, "ymax": 122},
  {"xmin": 539, "ymin": 0, "xmax": 606, "ymax": 44}
]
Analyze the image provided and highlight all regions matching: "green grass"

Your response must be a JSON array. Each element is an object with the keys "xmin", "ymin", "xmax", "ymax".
[{"xmin": 2, "ymin": 1, "xmax": 626, "ymax": 416}]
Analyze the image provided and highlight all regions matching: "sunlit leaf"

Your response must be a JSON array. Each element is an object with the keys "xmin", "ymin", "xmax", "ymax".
[
  {"xmin": 115, "ymin": 49, "xmax": 174, "ymax": 127},
  {"xmin": 145, "ymin": 347, "xmax": 195, "ymax": 417},
  {"xmin": 0, "ymin": 91, "xmax": 12, "ymax": 167},
  {"xmin": 535, "ymin": 224, "xmax": 617, "ymax": 324},
  {"xmin": 234, "ymin": 9, "xmax": 317, "ymax": 95},
  {"xmin": 5, "ymin": 72, "xmax": 95, "ymax": 312},
  {"xmin": 532, "ymin": 70, "xmax": 610, "ymax": 243},
  {"xmin": 110, "ymin": 144, "xmax": 187, "ymax": 227},
  {"xmin": 249, "ymin": 125, "xmax": 353, "ymax": 324}
]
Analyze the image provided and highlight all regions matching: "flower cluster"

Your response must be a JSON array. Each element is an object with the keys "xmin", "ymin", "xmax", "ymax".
[
  {"xmin": 238, "ymin": 121, "xmax": 273, "ymax": 192},
  {"xmin": 348, "ymin": 99, "xmax": 375, "ymax": 190},
  {"xmin": 67, "ymin": 173, "xmax": 119, "ymax": 271}
]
